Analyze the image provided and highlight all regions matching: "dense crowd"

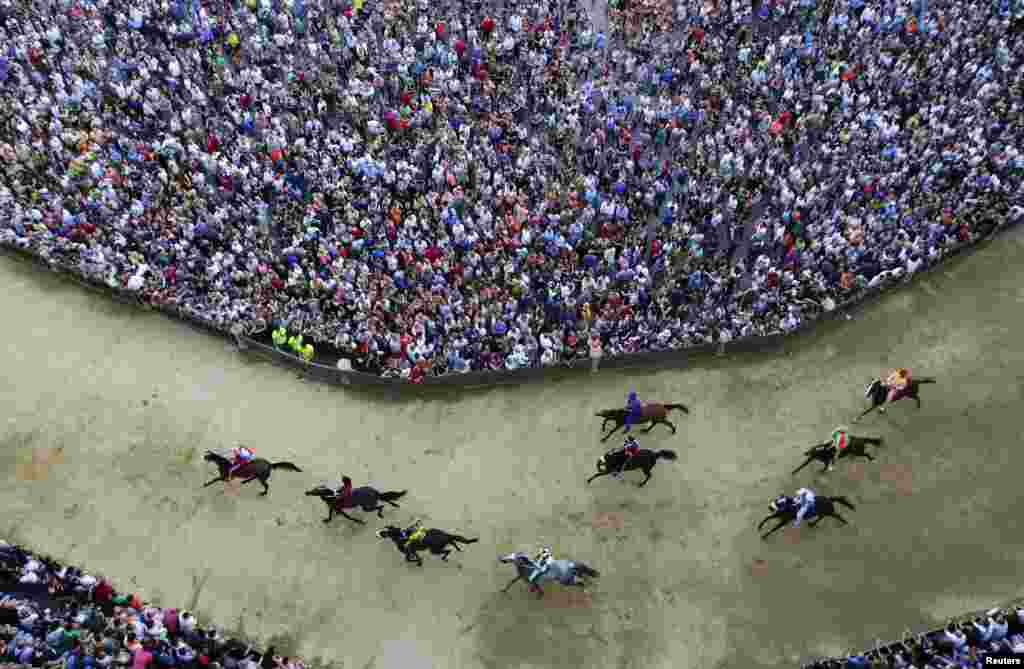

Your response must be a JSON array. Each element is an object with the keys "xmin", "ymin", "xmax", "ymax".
[
  {"xmin": 0, "ymin": 542, "xmax": 292, "ymax": 669},
  {"xmin": 1, "ymin": 0, "xmax": 1022, "ymax": 380},
  {"xmin": 804, "ymin": 603, "xmax": 1024, "ymax": 668}
]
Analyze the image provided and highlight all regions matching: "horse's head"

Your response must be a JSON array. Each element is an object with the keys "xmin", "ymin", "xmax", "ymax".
[
  {"xmin": 770, "ymin": 495, "xmax": 794, "ymax": 513},
  {"xmin": 499, "ymin": 552, "xmax": 529, "ymax": 565},
  {"xmin": 596, "ymin": 454, "xmax": 608, "ymax": 471},
  {"xmin": 204, "ymin": 450, "xmax": 226, "ymax": 464},
  {"xmin": 376, "ymin": 526, "xmax": 401, "ymax": 540},
  {"xmin": 305, "ymin": 485, "xmax": 335, "ymax": 498}
]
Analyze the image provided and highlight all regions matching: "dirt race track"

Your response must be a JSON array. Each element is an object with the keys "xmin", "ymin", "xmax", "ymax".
[{"xmin": 2, "ymin": 228, "xmax": 1024, "ymax": 669}]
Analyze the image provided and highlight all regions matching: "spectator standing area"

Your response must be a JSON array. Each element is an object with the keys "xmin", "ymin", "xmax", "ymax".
[{"xmin": 2, "ymin": 229, "xmax": 1024, "ymax": 669}]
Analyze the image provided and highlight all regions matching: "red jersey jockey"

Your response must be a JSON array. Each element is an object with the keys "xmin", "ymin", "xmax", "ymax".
[
  {"xmin": 613, "ymin": 435, "xmax": 641, "ymax": 479},
  {"xmin": 333, "ymin": 476, "xmax": 353, "ymax": 502},
  {"xmin": 624, "ymin": 390, "xmax": 643, "ymax": 432},
  {"xmin": 228, "ymin": 445, "xmax": 255, "ymax": 480}
]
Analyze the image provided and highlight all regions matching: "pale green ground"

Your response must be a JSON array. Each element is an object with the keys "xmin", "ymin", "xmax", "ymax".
[{"xmin": 1, "ymin": 228, "xmax": 1023, "ymax": 669}]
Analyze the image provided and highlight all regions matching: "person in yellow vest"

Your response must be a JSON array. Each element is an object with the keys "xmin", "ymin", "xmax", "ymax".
[
  {"xmin": 301, "ymin": 343, "xmax": 315, "ymax": 364},
  {"xmin": 272, "ymin": 326, "xmax": 288, "ymax": 350},
  {"xmin": 288, "ymin": 333, "xmax": 304, "ymax": 355}
]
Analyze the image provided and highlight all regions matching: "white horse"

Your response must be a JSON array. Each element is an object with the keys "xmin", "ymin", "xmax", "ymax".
[{"xmin": 498, "ymin": 552, "xmax": 600, "ymax": 597}]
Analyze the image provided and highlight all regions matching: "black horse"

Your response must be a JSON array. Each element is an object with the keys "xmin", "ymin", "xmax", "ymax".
[
  {"xmin": 375, "ymin": 525, "xmax": 479, "ymax": 565},
  {"xmin": 855, "ymin": 378, "xmax": 936, "ymax": 422},
  {"xmin": 305, "ymin": 479, "xmax": 407, "ymax": 524},
  {"xmin": 202, "ymin": 450, "xmax": 302, "ymax": 496},
  {"xmin": 758, "ymin": 495, "xmax": 857, "ymax": 540},
  {"xmin": 586, "ymin": 448, "xmax": 678, "ymax": 487},
  {"xmin": 792, "ymin": 436, "xmax": 884, "ymax": 474},
  {"xmin": 596, "ymin": 402, "xmax": 690, "ymax": 442}
]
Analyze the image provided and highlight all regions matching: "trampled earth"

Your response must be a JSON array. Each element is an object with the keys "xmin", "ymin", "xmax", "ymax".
[{"xmin": 2, "ymin": 228, "xmax": 1023, "ymax": 669}]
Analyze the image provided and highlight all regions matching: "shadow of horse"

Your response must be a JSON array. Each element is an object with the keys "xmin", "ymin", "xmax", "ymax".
[
  {"xmin": 595, "ymin": 402, "xmax": 689, "ymax": 442},
  {"xmin": 376, "ymin": 525, "xmax": 478, "ymax": 565},
  {"xmin": 586, "ymin": 448, "xmax": 678, "ymax": 487},
  {"xmin": 202, "ymin": 450, "xmax": 302, "ymax": 496},
  {"xmin": 758, "ymin": 495, "xmax": 856, "ymax": 540},
  {"xmin": 305, "ymin": 480, "xmax": 407, "ymax": 524},
  {"xmin": 855, "ymin": 378, "xmax": 936, "ymax": 422},
  {"xmin": 792, "ymin": 436, "xmax": 884, "ymax": 474},
  {"xmin": 498, "ymin": 552, "xmax": 600, "ymax": 598}
]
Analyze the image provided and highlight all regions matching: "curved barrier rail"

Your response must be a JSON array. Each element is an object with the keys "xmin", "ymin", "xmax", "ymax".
[{"xmin": 2, "ymin": 217, "xmax": 1018, "ymax": 392}]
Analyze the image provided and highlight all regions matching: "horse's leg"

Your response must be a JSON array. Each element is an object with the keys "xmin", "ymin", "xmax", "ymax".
[
  {"xmin": 854, "ymin": 404, "xmax": 879, "ymax": 422},
  {"xmin": 501, "ymin": 575, "xmax": 522, "ymax": 593},
  {"xmin": 240, "ymin": 476, "xmax": 257, "ymax": 485},
  {"xmin": 203, "ymin": 476, "xmax": 225, "ymax": 487},
  {"xmin": 641, "ymin": 422, "xmax": 656, "ymax": 433},
  {"xmin": 339, "ymin": 511, "xmax": 365, "ymax": 524},
  {"xmin": 830, "ymin": 513, "xmax": 849, "ymax": 526},
  {"xmin": 440, "ymin": 550, "xmax": 451, "ymax": 561},
  {"xmin": 372, "ymin": 505, "xmax": 385, "ymax": 518},
  {"xmin": 757, "ymin": 513, "xmax": 781, "ymax": 531},
  {"xmin": 323, "ymin": 507, "xmax": 334, "ymax": 524},
  {"xmin": 808, "ymin": 517, "xmax": 821, "ymax": 527},
  {"xmin": 863, "ymin": 453, "xmax": 875, "ymax": 461},
  {"xmin": 601, "ymin": 423, "xmax": 624, "ymax": 442},
  {"xmin": 761, "ymin": 518, "xmax": 789, "ymax": 539},
  {"xmin": 636, "ymin": 468, "xmax": 652, "ymax": 487},
  {"xmin": 586, "ymin": 471, "xmax": 609, "ymax": 485},
  {"xmin": 914, "ymin": 394, "xmax": 922, "ymax": 409},
  {"xmin": 663, "ymin": 418, "xmax": 676, "ymax": 435},
  {"xmin": 792, "ymin": 457, "xmax": 815, "ymax": 474},
  {"xmin": 259, "ymin": 477, "xmax": 270, "ymax": 496}
]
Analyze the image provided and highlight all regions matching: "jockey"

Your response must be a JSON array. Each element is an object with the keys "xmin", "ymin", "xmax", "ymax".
[
  {"xmin": 528, "ymin": 546, "xmax": 553, "ymax": 585},
  {"xmin": 613, "ymin": 435, "xmax": 640, "ymax": 478},
  {"xmin": 831, "ymin": 427, "xmax": 849, "ymax": 452},
  {"xmin": 228, "ymin": 446, "xmax": 255, "ymax": 479},
  {"xmin": 401, "ymin": 520, "xmax": 427, "ymax": 544},
  {"xmin": 885, "ymin": 368, "xmax": 911, "ymax": 402},
  {"xmin": 793, "ymin": 488, "xmax": 816, "ymax": 528},
  {"xmin": 624, "ymin": 390, "xmax": 643, "ymax": 433},
  {"xmin": 333, "ymin": 476, "xmax": 353, "ymax": 501}
]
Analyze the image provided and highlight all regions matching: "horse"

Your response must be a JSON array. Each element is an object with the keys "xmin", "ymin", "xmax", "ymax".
[
  {"xmin": 375, "ymin": 525, "xmax": 479, "ymax": 565},
  {"xmin": 586, "ymin": 448, "xmax": 678, "ymax": 487},
  {"xmin": 757, "ymin": 494, "xmax": 857, "ymax": 540},
  {"xmin": 202, "ymin": 450, "xmax": 302, "ymax": 496},
  {"xmin": 855, "ymin": 377, "xmax": 936, "ymax": 422},
  {"xmin": 305, "ymin": 483, "xmax": 407, "ymax": 524},
  {"xmin": 498, "ymin": 552, "xmax": 600, "ymax": 597},
  {"xmin": 792, "ymin": 436, "xmax": 884, "ymax": 474},
  {"xmin": 595, "ymin": 402, "xmax": 690, "ymax": 442}
]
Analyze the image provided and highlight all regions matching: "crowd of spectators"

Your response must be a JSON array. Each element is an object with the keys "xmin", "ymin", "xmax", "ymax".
[
  {"xmin": 0, "ymin": 542, "xmax": 294, "ymax": 669},
  {"xmin": 804, "ymin": 603, "xmax": 1024, "ymax": 668},
  {"xmin": 1, "ymin": 0, "xmax": 1023, "ymax": 380}
]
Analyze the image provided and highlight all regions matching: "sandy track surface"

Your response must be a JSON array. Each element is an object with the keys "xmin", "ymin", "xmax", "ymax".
[{"xmin": 2, "ymin": 230, "xmax": 1023, "ymax": 669}]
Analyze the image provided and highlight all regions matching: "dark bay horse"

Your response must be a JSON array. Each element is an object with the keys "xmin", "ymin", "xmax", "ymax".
[
  {"xmin": 855, "ymin": 378, "xmax": 936, "ymax": 422},
  {"xmin": 758, "ymin": 495, "xmax": 857, "ymax": 540},
  {"xmin": 375, "ymin": 525, "xmax": 478, "ymax": 565},
  {"xmin": 202, "ymin": 450, "xmax": 302, "ymax": 496},
  {"xmin": 586, "ymin": 448, "xmax": 678, "ymax": 487},
  {"xmin": 792, "ymin": 436, "xmax": 884, "ymax": 474},
  {"xmin": 305, "ymin": 482, "xmax": 407, "ymax": 524},
  {"xmin": 596, "ymin": 402, "xmax": 690, "ymax": 442},
  {"xmin": 498, "ymin": 552, "xmax": 600, "ymax": 597}
]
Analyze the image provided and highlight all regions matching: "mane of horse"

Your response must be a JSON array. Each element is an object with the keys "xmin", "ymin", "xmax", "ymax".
[{"xmin": 597, "ymin": 408, "xmax": 627, "ymax": 418}]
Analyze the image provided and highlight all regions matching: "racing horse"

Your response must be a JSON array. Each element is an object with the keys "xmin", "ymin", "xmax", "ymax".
[
  {"xmin": 202, "ymin": 449, "xmax": 302, "ymax": 496},
  {"xmin": 586, "ymin": 448, "xmax": 679, "ymax": 487},
  {"xmin": 758, "ymin": 494, "xmax": 857, "ymax": 540},
  {"xmin": 854, "ymin": 377, "xmax": 936, "ymax": 422},
  {"xmin": 375, "ymin": 525, "xmax": 479, "ymax": 565},
  {"xmin": 498, "ymin": 552, "xmax": 600, "ymax": 597},
  {"xmin": 305, "ymin": 483, "xmax": 407, "ymax": 524},
  {"xmin": 596, "ymin": 402, "xmax": 690, "ymax": 442},
  {"xmin": 792, "ymin": 436, "xmax": 884, "ymax": 474}
]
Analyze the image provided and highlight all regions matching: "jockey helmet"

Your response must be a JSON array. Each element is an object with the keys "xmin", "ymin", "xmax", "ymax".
[
  {"xmin": 539, "ymin": 546, "xmax": 552, "ymax": 560},
  {"xmin": 628, "ymin": 390, "xmax": 638, "ymax": 402},
  {"xmin": 864, "ymin": 381, "xmax": 877, "ymax": 398}
]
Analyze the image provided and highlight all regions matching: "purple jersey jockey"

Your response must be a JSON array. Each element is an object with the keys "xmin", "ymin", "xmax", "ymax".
[{"xmin": 624, "ymin": 391, "xmax": 643, "ymax": 432}]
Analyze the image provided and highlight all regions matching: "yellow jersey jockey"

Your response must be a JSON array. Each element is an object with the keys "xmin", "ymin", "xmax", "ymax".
[
  {"xmin": 401, "ymin": 520, "xmax": 427, "ymax": 544},
  {"xmin": 885, "ymin": 368, "xmax": 911, "ymax": 402},
  {"xmin": 228, "ymin": 445, "xmax": 255, "ymax": 479}
]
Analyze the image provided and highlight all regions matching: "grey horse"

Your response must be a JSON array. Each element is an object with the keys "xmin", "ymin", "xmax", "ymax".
[{"xmin": 498, "ymin": 552, "xmax": 600, "ymax": 597}]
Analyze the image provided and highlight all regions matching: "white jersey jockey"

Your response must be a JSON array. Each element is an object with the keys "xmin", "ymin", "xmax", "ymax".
[{"xmin": 793, "ymin": 488, "xmax": 816, "ymax": 527}]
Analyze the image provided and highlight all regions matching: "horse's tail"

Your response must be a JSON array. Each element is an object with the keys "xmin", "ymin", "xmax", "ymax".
[
  {"xmin": 573, "ymin": 563, "xmax": 600, "ymax": 578},
  {"xmin": 449, "ymin": 535, "xmax": 479, "ymax": 545},
  {"xmin": 664, "ymin": 403, "xmax": 690, "ymax": 414},
  {"xmin": 380, "ymin": 490, "xmax": 407, "ymax": 503},
  {"xmin": 915, "ymin": 377, "xmax": 936, "ymax": 385},
  {"xmin": 270, "ymin": 462, "xmax": 303, "ymax": 472},
  {"xmin": 656, "ymin": 449, "xmax": 679, "ymax": 462},
  {"xmin": 830, "ymin": 496, "xmax": 856, "ymax": 511}
]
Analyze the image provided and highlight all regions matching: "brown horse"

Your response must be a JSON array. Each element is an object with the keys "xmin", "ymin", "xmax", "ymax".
[{"xmin": 595, "ymin": 402, "xmax": 690, "ymax": 442}]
